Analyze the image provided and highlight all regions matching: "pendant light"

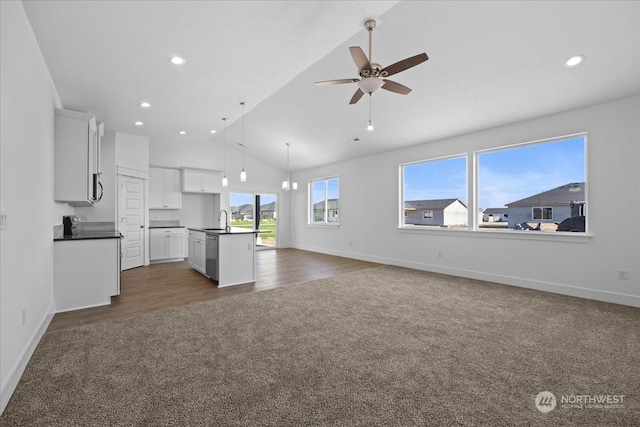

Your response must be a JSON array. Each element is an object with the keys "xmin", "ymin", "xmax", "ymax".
[
  {"xmin": 239, "ymin": 101, "xmax": 247, "ymax": 182},
  {"xmin": 221, "ymin": 117, "xmax": 228, "ymax": 187},
  {"xmin": 282, "ymin": 143, "xmax": 297, "ymax": 191}
]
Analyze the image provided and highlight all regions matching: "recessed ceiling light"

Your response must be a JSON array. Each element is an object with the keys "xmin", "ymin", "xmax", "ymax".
[
  {"xmin": 210, "ymin": 130, "xmax": 217, "ymax": 134},
  {"xmin": 564, "ymin": 54, "xmax": 585, "ymax": 67},
  {"xmin": 169, "ymin": 56, "xmax": 185, "ymax": 65},
  {"xmin": 139, "ymin": 102, "xmax": 151, "ymax": 108},
  {"xmin": 134, "ymin": 121, "xmax": 144, "ymax": 126},
  {"xmin": 179, "ymin": 131, "xmax": 186, "ymax": 135}
]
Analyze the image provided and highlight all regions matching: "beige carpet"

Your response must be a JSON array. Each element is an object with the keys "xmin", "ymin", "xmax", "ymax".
[{"xmin": 2, "ymin": 265, "xmax": 639, "ymax": 426}]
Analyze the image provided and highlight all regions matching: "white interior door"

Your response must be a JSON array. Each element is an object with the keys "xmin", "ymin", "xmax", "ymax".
[{"xmin": 118, "ymin": 175, "xmax": 145, "ymax": 270}]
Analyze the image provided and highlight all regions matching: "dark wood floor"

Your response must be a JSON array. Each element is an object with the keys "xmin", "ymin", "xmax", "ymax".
[{"xmin": 47, "ymin": 248, "xmax": 379, "ymax": 331}]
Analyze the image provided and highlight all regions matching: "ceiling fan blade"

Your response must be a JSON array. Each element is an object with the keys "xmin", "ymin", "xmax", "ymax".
[
  {"xmin": 381, "ymin": 79, "xmax": 412, "ymax": 95},
  {"xmin": 349, "ymin": 88, "xmax": 365, "ymax": 105},
  {"xmin": 349, "ymin": 46, "xmax": 372, "ymax": 72},
  {"xmin": 315, "ymin": 78, "xmax": 359, "ymax": 86},
  {"xmin": 380, "ymin": 53, "xmax": 428, "ymax": 77}
]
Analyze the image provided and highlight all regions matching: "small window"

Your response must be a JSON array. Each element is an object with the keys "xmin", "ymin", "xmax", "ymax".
[
  {"xmin": 310, "ymin": 177, "xmax": 339, "ymax": 224},
  {"xmin": 532, "ymin": 207, "xmax": 553, "ymax": 220},
  {"xmin": 423, "ymin": 210, "xmax": 433, "ymax": 219}
]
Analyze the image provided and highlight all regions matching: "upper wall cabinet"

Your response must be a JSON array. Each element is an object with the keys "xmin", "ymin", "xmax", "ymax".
[
  {"xmin": 182, "ymin": 168, "xmax": 220, "ymax": 194},
  {"xmin": 54, "ymin": 108, "xmax": 103, "ymax": 206},
  {"xmin": 149, "ymin": 167, "xmax": 182, "ymax": 209}
]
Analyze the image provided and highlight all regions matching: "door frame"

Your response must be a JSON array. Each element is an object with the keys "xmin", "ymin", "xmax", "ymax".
[{"xmin": 117, "ymin": 169, "xmax": 148, "ymax": 269}]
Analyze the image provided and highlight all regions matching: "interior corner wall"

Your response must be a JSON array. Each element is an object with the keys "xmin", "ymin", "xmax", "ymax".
[
  {"xmin": 290, "ymin": 95, "xmax": 640, "ymax": 307},
  {"xmin": 0, "ymin": 1, "xmax": 61, "ymax": 413}
]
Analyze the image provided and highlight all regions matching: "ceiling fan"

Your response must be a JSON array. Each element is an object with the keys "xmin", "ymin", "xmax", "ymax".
[{"xmin": 315, "ymin": 19, "xmax": 428, "ymax": 104}]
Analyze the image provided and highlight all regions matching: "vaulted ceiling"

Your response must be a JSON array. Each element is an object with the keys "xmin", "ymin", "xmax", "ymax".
[{"xmin": 23, "ymin": 1, "xmax": 640, "ymax": 172}]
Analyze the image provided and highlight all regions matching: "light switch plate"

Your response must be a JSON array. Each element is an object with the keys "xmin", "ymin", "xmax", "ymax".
[{"xmin": 0, "ymin": 210, "xmax": 7, "ymax": 230}]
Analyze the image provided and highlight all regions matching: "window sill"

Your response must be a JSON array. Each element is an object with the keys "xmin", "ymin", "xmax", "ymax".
[
  {"xmin": 308, "ymin": 223, "xmax": 340, "ymax": 229},
  {"xmin": 398, "ymin": 226, "xmax": 592, "ymax": 243}
]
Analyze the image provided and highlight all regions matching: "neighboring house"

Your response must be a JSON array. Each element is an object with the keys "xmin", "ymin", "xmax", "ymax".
[
  {"xmin": 231, "ymin": 204, "xmax": 254, "ymax": 221},
  {"xmin": 483, "ymin": 208, "xmax": 508, "ymax": 222},
  {"xmin": 505, "ymin": 182, "xmax": 585, "ymax": 228},
  {"xmin": 313, "ymin": 199, "xmax": 339, "ymax": 222},
  {"xmin": 259, "ymin": 201, "xmax": 276, "ymax": 220},
  {"xmin": 404, "ymin": 199, "xmax": 467, "ymax": 227}
]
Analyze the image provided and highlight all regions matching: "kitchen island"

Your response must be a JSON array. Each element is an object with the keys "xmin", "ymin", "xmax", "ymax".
[{"xmin": 187, "ymin": 227, "xmax": 258, "ymax": 287}]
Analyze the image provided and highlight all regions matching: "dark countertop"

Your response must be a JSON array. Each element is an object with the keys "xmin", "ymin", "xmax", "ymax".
[
  {"xmin": 54, "ymin": 231, "xmax": 123, "ymax": 241},
  {"xmin": 149, "ymin": 226, "xmax": 185, "ymax": 229},
  {"xmin": 188, "ymin": 227, "xmax": 261, "ymax": 235}
]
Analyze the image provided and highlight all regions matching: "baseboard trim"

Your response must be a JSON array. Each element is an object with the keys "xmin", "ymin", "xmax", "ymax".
[
  {"xmin": 291, "ymin": 244, "xmax": 640, "ymax": 308},
  {"xmin": 0, "ymin": 302, "xmax": 54, "ymax": 415}
]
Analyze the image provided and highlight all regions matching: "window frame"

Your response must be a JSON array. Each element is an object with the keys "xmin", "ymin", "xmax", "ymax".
[
  {"xmin": 400, "ymin": 153, "xmax": 468, "ymax": 229},
  {"xmin": 398, "ymin": 132, "xmax": 590, "ymax": 241},
  {"xmin": 308, "ymin": 176, "xmax": 339, "ymax": 226},
  {"xmin": 532, "ymin": 207, "xmax": 553, "ymax": 220}
]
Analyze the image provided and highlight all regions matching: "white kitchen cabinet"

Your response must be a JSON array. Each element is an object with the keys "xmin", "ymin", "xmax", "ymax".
[
  {"xmin": 182, "ymin": 168, "xmax": 220, "ymax": 193},
  {"xmin": 149, "ymin": 167, "xmax": 182, "ymax": 209},
  {"xmin": 150, "ymin": 228, "xmax": 185, "ymax": 262},
  {"xmin": 54, "ymin": 108, "xmax": 103, "ymax": 206},
  {"xmin": 188, "ymin": 229, "xmax": 207, "ymax": 275},
  {"xmin": 54, "ymin": 238, "xmax": 120, "ymax": 312}
]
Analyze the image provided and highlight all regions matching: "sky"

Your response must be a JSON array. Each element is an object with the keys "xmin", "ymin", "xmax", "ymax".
[{"xmin": 403, "ymin": 136, "xmax": 586, "ymax": 209}]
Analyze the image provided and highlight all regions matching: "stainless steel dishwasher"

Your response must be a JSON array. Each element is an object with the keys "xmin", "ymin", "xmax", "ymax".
[{"xmin": 205, "ymin": 233, "xmax": 218, "ymax": 281}]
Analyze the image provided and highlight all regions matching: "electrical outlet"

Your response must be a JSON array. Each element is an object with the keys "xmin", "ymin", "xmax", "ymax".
[
  {"xmin": 618, "ymin": 269, "xmax": 628, "ymax": 280},
  {"xmin": 21, "ymin": 309, "xmax": 27, "ymax": 326}
]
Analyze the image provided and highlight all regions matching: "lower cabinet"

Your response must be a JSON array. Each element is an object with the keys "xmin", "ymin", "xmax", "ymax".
[
  {"xmin": 150, "ymin": 228, "xmax": 185, "ymax": 262},
  {"xmin": 188, "ymin": 230, "xmax": 206, "ymax": 275},
  {"xmin": 54, "ymin": 238, "xmax": 120, "ymax": 312}
]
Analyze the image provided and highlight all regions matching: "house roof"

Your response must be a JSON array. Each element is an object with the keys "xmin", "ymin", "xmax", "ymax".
[
  {"xmin": 483, "ymin": 208, "xmax": 508, "ymax": 215},
  {"xmin": 260, "ymin": 201, "xmax": 276, "ymax": 212},
  {"xmin": 313, "ymin": 199, "xmax": 338, "ymax": 210},
  {"xmin": 404, "ymin": 198, "xmax": 467, "ymax": 211},
  {"xmin": 506, "ymin": 182, "xmax": 585, "ymax": 207}
]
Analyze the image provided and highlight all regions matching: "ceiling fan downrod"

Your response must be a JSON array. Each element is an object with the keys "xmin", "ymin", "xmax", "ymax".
[{"xmin": 365, "ymin": 19, "xmax": 376, "ymax": 64}]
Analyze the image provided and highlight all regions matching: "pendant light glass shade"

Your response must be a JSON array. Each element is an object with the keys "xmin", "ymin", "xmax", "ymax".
[{"xmin": 240, "ymin": 168, "xmax": 247, "ymax": 182}]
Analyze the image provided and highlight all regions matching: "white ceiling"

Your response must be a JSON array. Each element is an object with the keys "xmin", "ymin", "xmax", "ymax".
[{"xmin": 23, "ymin": 1, "xmax": 640, "ymax": 172}]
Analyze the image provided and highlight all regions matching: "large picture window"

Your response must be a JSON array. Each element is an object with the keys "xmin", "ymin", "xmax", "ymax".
[
  {"xmin": 402, "ymin": 156, "xmax": 467, "ymax": 228},
  {"xmin": 399, "ymin": 134, "xmax": 587, "ymax": 234},
  {"xmin": 310, "ymin": 177, "xmax": 339, "ymax": 224},
  {"xmin": 477, "ymin": 135, "xmax": 586, "ymax": 232}
]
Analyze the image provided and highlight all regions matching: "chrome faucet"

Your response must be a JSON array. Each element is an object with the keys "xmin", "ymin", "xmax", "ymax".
[{"xmin": 218, "ymin": 209, "xmax": 231, "ymax": 233}]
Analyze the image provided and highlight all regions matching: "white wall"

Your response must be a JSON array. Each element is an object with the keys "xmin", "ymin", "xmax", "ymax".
[
  {"xmin": 0, "ymin": 1, "xmax": 62, "ymax": 412},
  {"xmin": 115, "ymin": 132, "xmax": 149, "ymax": 173},
  {"xmin": 291, "ymin": 95, "xmax": 640, "ymax": 307}
]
